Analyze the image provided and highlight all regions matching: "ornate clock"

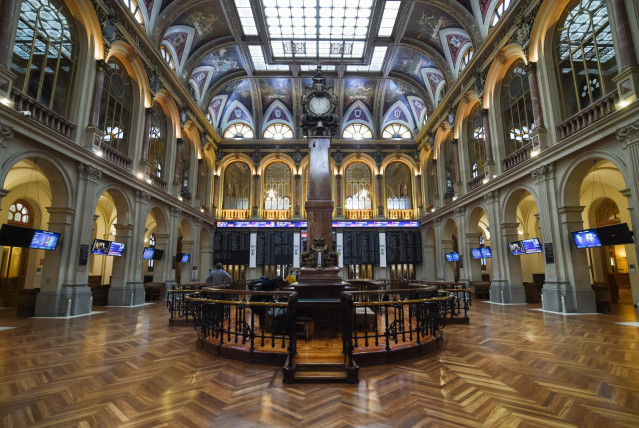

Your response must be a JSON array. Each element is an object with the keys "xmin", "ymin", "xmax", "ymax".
[{"xmin": 301, "ymin": 65, "xmax": 339, "ymax": 137}]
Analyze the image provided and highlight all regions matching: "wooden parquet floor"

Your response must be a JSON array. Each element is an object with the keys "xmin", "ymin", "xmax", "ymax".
[{"xmin": 1, "ymin": 301, "xmax": 639, "ymax": 427}]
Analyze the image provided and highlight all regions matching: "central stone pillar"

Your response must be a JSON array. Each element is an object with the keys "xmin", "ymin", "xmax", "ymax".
[{"xmin": 295, "ymin": 135, "xmax": 345, "ymax": 301}]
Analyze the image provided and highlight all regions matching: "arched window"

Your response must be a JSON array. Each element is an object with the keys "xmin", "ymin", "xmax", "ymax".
[
  {"xmin": 223, "ymin": 162, "xmax": 251, "ymax": 210},
  {"xmin": 120, "ymin": 0, "xmax": 144, "ymax": 26},
  {"xmin": 382, "ymin": 123, "xmax": 411, "ymax": 139},
  {"xmin": 385, "ymin": 162, "xmax": 412, "ymax": 213},
  {"xmin": 467, "ymin": 104, "xmax": 486, "ymax": 179},
  {"xmin": 12, "ymin": 0, "xmax": 76, "ymax": 116},
  {"xmin": 99, "ymin": 59, "xmax": 133, "ymax": 155},
  {"xmin": 224, "ymin": 124, "xmax": 254, "ymax": 139},
  {"xmin": 343, "ymin": 123, "xmax": 372, "ymax": 140},
  {"xmin": 555, "ymin": 0, "xmax": 616, "ymax": 118},
  {"xmin": 160, "ymin": 45, "xmax": 176, "ymax": 70},
  {"xmin": 345, "ymin": 162, "xmax": 372, "ymax": 211},
  {"xmin": 263, "ymin": 162, "xmax": 291, "ymax": 215},
  {"xmin": 501, "ymin": 60, "xmax": 533, "ymax": 156},
  {"xmin": 491, "ymin": 0, "xmax": 512, "ymax": 27},
  {"xmin": 149, "ymin": 104, "xmax": 167, "ymax": 178},
  {"xmin": 460, "ymin": 47, "xmax": 473, "ymax": 72},
  {"xmin": 264, "ymin": 123, "xmax": 293, "ymax": 139},
  {"xmin": 7, "ymin": 200, "xmax": 33, "ymax": 226}
]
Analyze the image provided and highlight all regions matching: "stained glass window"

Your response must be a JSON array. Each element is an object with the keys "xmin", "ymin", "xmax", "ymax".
[
  {"xmin": 224, "ymin": 124, "xmax": 254, "ymax": 139},
  {"xmin": 264, "ymin": 123, "xmax": 293, "ymax": 139},
  {"xmin": 382, "ymin": 124, "xmax": 411, "ymax": 139},
  {"xmin": 343, "ymin": 123, "xmax": 372, "ymax": 139}
]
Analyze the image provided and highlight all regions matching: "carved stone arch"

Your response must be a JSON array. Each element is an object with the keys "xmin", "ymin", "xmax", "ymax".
[
  {"xmin": 258, "ymin": 154, "xmax": 296, "ymax": 176},
  {"xmin": 442, "ymin": 216, "xmax": 458, "ymax": 241},
  {"xmin": 380, "ymin": 154, "xmax": 417, "ymax": 175},
  {"xmin": 178, "ymin": 217, "xmax": 193, "ymax": 241},
  {"xmin": 340, "ymin": 154, "xmax": 379, "ymax": 176},
  {"xmin": 454, "ymin": 90, "xmax": 481, "ymax": 139},
  {"xmin": 216, "ymin": 154, "xmax": 256, "ymax": 176},
  {"xmin": 500, "ymin": 185, "xmax": 540, "ymax": 224},
  {"xmin": 182, "ymin": 121, "xmax": 202, "ymax": 159},
  {"xmin": 433, "ymin": 121, "xmax": 453, "ymax": 160},
  {"xmin": 61, "ymin": 0, "xmax": 103, "ymax": 58},
  {"xmin": 483, "ymin": 43, "xmax": 528, "ymax": 109},
  {"xmin": 528, "ymin": 0, "xmax": 576, "ymax": 63},
  {"xmin": 145, "ymin": 204, "xmax": 170, "ymax": 234},
  {"xmin": 106, "ymin": 41, "xmax": 153, "ymax": 109},
  {"xmin": 467, "ymin": 204, "xmax": 490, "ymax": 235},
  {"xmin": 154, "ymin": 89, "xmax": 182, "ymax": 138},
  {"xmin": 94, "ymin": 183, "xmax": 134, "ymax": 225}
]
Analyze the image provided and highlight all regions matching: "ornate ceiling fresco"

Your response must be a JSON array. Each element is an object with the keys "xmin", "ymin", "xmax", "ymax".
[{"xmin": 124, "ymin": 0, "xmax": 513, "ymax": 141}]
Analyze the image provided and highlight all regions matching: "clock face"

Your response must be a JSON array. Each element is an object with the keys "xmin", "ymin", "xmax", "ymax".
[{"xmin": 308, "ymin": 95, "xmax": 331, "ymax": 115}]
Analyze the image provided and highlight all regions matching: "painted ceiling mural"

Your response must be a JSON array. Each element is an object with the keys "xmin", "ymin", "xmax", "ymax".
[
  {"xmin": 381, "ymin": 80, "xmax": 425, "ymax": 131},
  {"xmin": 259, "ymin": 78, "xmax": 294, "ymax": 114},
  {"xmin": 219, "ymin": 79, "xmax": 254, "ymax": 132},
  {"xmin": 188, "ymin": 46, "xmax": 243, "ymax": 103},
  {"xmin": 343, "ymin": 78, "xmax": 377, "ymax": 113},
  {"xmin": 170, "ymin": 3, "xmax": 229, "ymax": 54}
]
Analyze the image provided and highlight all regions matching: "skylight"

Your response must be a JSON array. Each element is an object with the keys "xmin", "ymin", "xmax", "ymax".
[
  {"xmin": 264, "ymin": 0, "xmax": 373, "ymax": 59},
  {"xmin": 249, "ymin": 45, "xmax": 290, "ymax": 71},
  {"xmin": 347, "ymin": 46, "xmax": 387, "ymax": 72},
  {"xmin": 300, "ymin": 65, "xmax": 335, "ymax": 71},
  {"xmin": 235, "ymin": 0, "xmax": 258, "ymax": 36},
  {"xmin": 377, "ymin": 1, "xmax": 400, "ymax": 37}
]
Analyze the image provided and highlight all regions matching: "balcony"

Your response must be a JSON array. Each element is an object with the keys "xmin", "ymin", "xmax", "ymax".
[
  {"xmin": 557, "ymin": 90, "xmax": 618, "ymax": 140},
  {"xmin": 443, "ymin": 189, "xmax": 454, "ymax": 205},
  {"xmin": 345, "ymin": 209, "xmax": 374, "ymax": 220},
  {"xmin": 180, "ymin": 187, "xmax": 192, "ymax": 202},
  {"xmin": 263, "ymin": 209, "xmax": 291, "ymax": 220},
  {"xmin": 502, "ymin": 142, "xmax": 533, "ymax": 171},
  {"xmin": 386, "ymin": 209, "xmax": 413, "ymax": 220},
  {"xmin": 10, "ymin": 89, "xmax": 75, "ymax": 139},
  {"xmin": 150, "ymin": 173, "xmax": 167, "ymax": 192},
  {"xmin": 467, "ymin": 172, "xmax": 485, "ymax": 191},
  {"xmin": 222, "ymin": 209, "xmax": 250, "ymax": 220},
  {"xmin": 100, "ymin": 141, "xmax": 132, "ymax": 171}
]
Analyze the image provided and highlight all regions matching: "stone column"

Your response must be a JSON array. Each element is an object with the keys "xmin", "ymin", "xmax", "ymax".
[
  {"xmin": 376, "ymin": 173, "xmax": 384, "ymax": 217},
  {"xmin": 0, "ymin": 188, "xmax": 9, "ymax": 210},
  {"xmin": 252, "ymin": 173, "xmax": 260, "ymax": 217},
  {"xmin": 174, "ymin": 138, "xmax": 183, "ymax": 195},
  {"xmin": 611, "ymin": 0, "xmax": 639, "ymax": 102},
  {"xmin": 84, "ymin": 61, "xmax": 107, "ymax": 151},
  {"xmin": 0, "ymin": 0, "xmax": 22, "ymax": 96},
  {"xmin": 481, "ymin": 109, "xmax": 495, "ymax": 178},
  {"xmin": 152, "ymin": 233, "xmax": 170, "ymax": 284},
  {"xmin": 465, "ymin": 232, "xmax": 483, "ymax": 282},
  {"xmin": 498, "ymin": 222, "xmax": 526, "ymax": 303},
  {"xmin": 294, "ymin": 173, "xmax": 302, "ymax": 217},
  {"xmin": 180, "ymin": 240, "xmax": 194, "ymax": 284},
  {"xmin": 527, "ymin": 63, "xmax": 548, "ymax": 152},
  {"xmin": 422, "ymin": 243, "xmax": 437, "ymax": 281},
  {"xmin": 415, "ymin": 173, "xmax": 423, "ymax": 216},
  {"xmin": 432, "ymin": 160, "xmax": 439, "ymax": 199},
  {"xmin": 441, "ymin": 239, "xmax": 456, "ymax": 282},
  {"xmin": 483, "ymin": 190, "xmax": 503, "ymax": 288},
  {"xmin": 164, "ymin": 206, "xmax": 182, "ymax": 289},
  {"xmin": 139, "ymin": 108, "xmax": 153, "ymax": 170},
  {"xmin": 195, "ymin": 159, "xmax": 204, "ymax": 206},
  {"xmin": 334, "ymin": 173, "xmax": 342, "ymax": 217},
  {"xmin": 451, "ymin": 139, "xmax": 462, "ymax": 195},
  {"xmin": 454, "ymin": 207, "xmax": 470, "ymax": 287},
  {"xmin": 108, "ymin": 224, "xmax": 137, "ymax": 306},
  {"xmin": 124, "ymin": 190, "xmax": 150, "ymax": 305},
  {"xmin": 433, "ymin": 218, "xmax": 446, "ymax": 281},
  {"xmin": 212, "ymin": 172, "xmax": 220, "ymax": 213}
]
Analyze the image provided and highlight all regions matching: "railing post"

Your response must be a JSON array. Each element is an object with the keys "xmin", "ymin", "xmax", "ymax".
[
  {"xmin": 287, "ymin": 295, "xmax": 298, "ymax": 369},
  {"xmin": 340, "ymin": 293, "xmax": 356, "ymax": 369}
]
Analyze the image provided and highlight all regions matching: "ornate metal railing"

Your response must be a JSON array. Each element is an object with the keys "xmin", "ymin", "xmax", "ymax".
[
  {"xmin": 10, "ymin": 88, "xmax": 75, "ymax": 139},
  {"xmin": 340, "ymin": 286, "xmax": 454, "ymax": 368},
  {"xmin": 100, "ymin": 141, "xmax": 132, "ymax": 171},
  {"xmin": 557, "ymin": 90, "xmax": 618, "ymax": 140},
  {"xmin": 263, "ymin": 209, "xmax": 291, "ymax": 220},
  {"xmin": 467, "ymin": 172, "xmax": 485, "ymax": 191},
  {"xmin": 386, "ymin": 209, "xmax": 413, "ymax": 220},
  {"xmin": 414, "ymin": 281, "xmax": 471, "ymax": 321},
  {"xmin": 166, "ymin": 288, "xmax": 203, "ymax": 323},
  {"xmin": 187, "ymin": 289, "xmax": 298, "ymax": 367},
  {"xmin": 221, "ymin": 209, "xmax": 250, "ymax": 220},
  {"xmin": 150, "ymin": 173, "xmax": 167, "ymax": 191},
  {"xmin": 502, "ymin": 142, "xmax": 533, "ymax": 171},
  {"xmin": 344, "ymin": 209, "xmax": 375, "ymax": 219}
]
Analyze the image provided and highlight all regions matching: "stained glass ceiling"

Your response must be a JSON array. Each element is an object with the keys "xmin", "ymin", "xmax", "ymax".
[{"xmin": 236, "ymin": 0, "xmax": 399, "ymax": 66}]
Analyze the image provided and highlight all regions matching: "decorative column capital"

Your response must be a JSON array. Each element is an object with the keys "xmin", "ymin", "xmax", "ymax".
[
  {"xmin": 453, "ymin": 206, "xmax": 464, "ymax": 217},
  {"xmin": 617, "ymin": 119, "xmax": 639, "ymax": 147},
  {"xmin": 135, "ymin": 190, "xmax": 151, "ymax": 204},
  {"xmin": 531, "ymin": 163, "xmax": 555, "ymax": 183},
  {"xmin": 145, "ymin": 107, "xmax": 154, "ymax": 117},
  {"xmin": 76, "ymin": 163, "xmax": 102, "ymax": 183},
  {"xmin": 0, "ymin": 120, "xmax": 14, "ymax": 149},
  {"xmin": 170, "ymin": 206, "xmax": 182, "ymax": 217},
  {"xmin": 483, "ymin": 190, "xmax": 499, "ymax": 204}
]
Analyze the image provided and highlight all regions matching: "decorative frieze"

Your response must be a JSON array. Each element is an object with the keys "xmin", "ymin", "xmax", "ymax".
[
  {"xmin": 483, "ymin": 190, "xmax": 499, "ymax": 204},
  {"xmin": 135, "ymin": 190, "xmax": 151, "ymax": 204},
  {"xmin": 617, "ymin": 119, "xmax": 639, "ymax": 147},
  {"xmin": 76, "ymin": 163, "xmax": 102, "ymax": 183},
  {"xmin": 532, "ymin": 163, "xmax": 555, "ymax": 183}
]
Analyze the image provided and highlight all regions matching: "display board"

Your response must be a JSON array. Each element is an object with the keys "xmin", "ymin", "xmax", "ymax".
[
  {"xmin": 342, "ymin": 230, "xmax": 380, "ymax": 265},
  {"xmin": 385, "ymin": 230, "xmax": 422, "ymax": 264},
  {"xmin": 256, "ymin": 230, "xmax": 294, "ymax": 265},
  {"xmin": 213, "ymin": 230, "xmax": 251, "ymax": 264}
]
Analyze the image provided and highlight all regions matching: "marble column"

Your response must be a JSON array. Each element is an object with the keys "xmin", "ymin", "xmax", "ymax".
[
  {"xmin": 334, "ymin": 174, "xmax": 342, "ymax": 217},
  {"xmin": 451, "ymin": 139, "xmax": 462, "ymax": 195},
  {"xmin": 0, "ymin": 0, "xmax": 22, "ymax": 96},
  {"xmin": 88, "ymin": 61, "xmax": 106, "ymax": 128},
  {"xmin": 415, "ymin": 174, "xmax": 422, "ymax": 216},
  {"xmin": 611, "ymin": 0, "xmax": 639, "ymax": 102},
  {"xmin": 174, "ymin": 138, "xmax": 183, "ymax": 192},
  {"xmin": 527, "ymin": 63, "xmax": 549, "ymax": 152},
  {"xmin": 376, "ymin": 173, "xmax": 384, "ymax": 216},
  {"xmin": 139, "ymin": 108, "xmax": 153, "ymax": 169},
  {"xmin": 294, "ymin": 173, "xmax": 302, "ymax": 217},
  {"xmin": 252, "ymin": 174, "xmax": 260, "ymax": 217},
  {"xmin": 481, "ymin": 109, "xmax": 496, "ymax": 178}
]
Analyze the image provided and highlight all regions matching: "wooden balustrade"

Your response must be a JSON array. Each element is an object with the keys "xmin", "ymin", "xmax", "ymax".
[
  {"xmin": 345, "ymin": 209, "xmax": 374, "ymax": 219},
  {"xmin": 10, "ymin": 89, "xmax": 75, "ymax": 139},
  {"xmin": 99, "ymin": 141, "xmax": 132, "ymax": 170},
  {"xmin": 222, "ymin": 209, "xmax": 250, "ymax": 219},
  {"xmin": 502, "ymin": 142, "xmax": 533, "ymax": 171},
  {"xmin": 557, "ymin": 90, "xmax": 618, "ymax": 140},
  {"xmin": 467, "ymin": 172, "xmax": 485, "ymax": 191},
  {"xmin": 386, "ymin": 209, "xmax": 413, "ymax": 220},
  {"xmin": 263, "ymin": 209, "xmax": 291, "ymax": 220},
  {"xmin": 150, "ymin": 173, "xmax": 167, "ymax": 191}
]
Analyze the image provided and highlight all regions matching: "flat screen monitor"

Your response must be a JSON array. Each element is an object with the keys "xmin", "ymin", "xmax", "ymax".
[
  {"xmin": 509, "ymin": 241, "xmax": 525, "ymax": 255},
  {"xmin": 0, "ymin": 224, "xmax": 36, "ymax": 248},
  {"xmin": 597, "ymin": 223, "xmax": 634, "ymax": 246},
  {"xmin": 522, "ymin": 238, "xmax": 542, "ymax": 254},
  {"xmin": 29, "ymin": 230, "xmax": 60, "ymax": 250},
  {"xmin": 180, "ymin": 253, "xmax": 190, "ymax": 263},
  {"xmin": 471, "ymin": 248, "xmax": 482, "ymax": 260},
  {"xmin": 445, "ymin": 252, "xmax": 460, "ymax": 262},
  {"xmin": 91, "ymin": 239, "xmax": 110, "ymax": 255},
  {"xmin": 572, "ymin": 229, "xmax": 601, "ymax": 249},
  {"xmin": 152, "ymin": 249, "xmax": 164, "ymax": 260},
  {"xmin": 481, "ymin": 246, "xmax": 492, "ymax": 258},
  {"xmin": 142, "ymin": 247, "xmax": 154, "ymax": 260},
  {"xmin": 108, "ymin": 241, "xmax": 125, "ymax": 257}
]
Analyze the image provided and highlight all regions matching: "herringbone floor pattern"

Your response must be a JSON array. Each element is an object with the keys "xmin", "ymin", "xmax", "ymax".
[{"xmin": 1, "ymin": 301, "xmax": 638, "ymax": 427}]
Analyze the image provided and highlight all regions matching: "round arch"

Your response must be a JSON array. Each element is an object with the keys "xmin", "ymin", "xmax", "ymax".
[
  {"xmin": 257, "ymin": 154, "xmax": 296, "ymax": 176},
  {"xmin": 339, "ymin": 154, "xmax": 379, "ymax": 176},
  {"xmin": 106, "ymin": 41, "xmax": 153, "ymax": 108},
  {"xmin": 483, "ymin": 44, "xmax": 527, "ymax": 110}
]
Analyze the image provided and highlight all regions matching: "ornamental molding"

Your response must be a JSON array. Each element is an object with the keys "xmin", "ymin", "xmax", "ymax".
[
  {"xmin": 616, "ymin": 119, "xmax": 639, "ymax": 147},
  {"xmin": 483, "ymin": 190, "xmax": 499, "ymax": 204},
  {"xmin": 135, "ymin": 190, "xmax": 151, "ymax": 204},
  {"xmin": 76, "ymin": 163, "xmax": 102, "ymax": 183},
  {"xmin": 0, "ymin": 121, "xmax": 13, "ymax": 149},
  {"xmin": 453, "ymin": 206, "xmax": 464, "ymax": 216},
  {"xmin": 170, "ymin": 206, "xmax": 182, "ymax": 216},
  {"xmin": 532, "ymin": 163, "xmax": 555, "ymax": 183}
]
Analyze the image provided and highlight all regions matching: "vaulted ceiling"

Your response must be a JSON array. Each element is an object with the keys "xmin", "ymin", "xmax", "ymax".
[{"xmin": 130, "ymin": 0, "xmax": 510, "ymax": 140}]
